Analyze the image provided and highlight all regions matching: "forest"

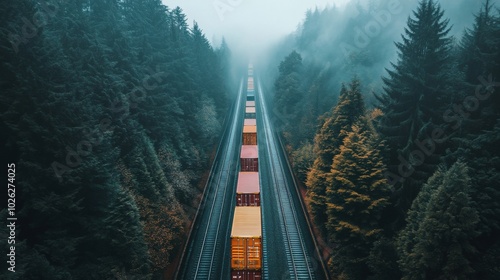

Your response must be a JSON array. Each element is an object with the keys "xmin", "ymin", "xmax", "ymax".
[
  {"xmin": 1, "ymin": 1, "xmax": 231, "ymax": 279},
  {"xmin": 269, "ymin": 0, "xmax": 500, "ymax": 279}
]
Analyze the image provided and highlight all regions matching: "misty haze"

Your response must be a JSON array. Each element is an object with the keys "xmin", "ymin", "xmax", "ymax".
[{"xmin": 1, "ymin": 0, "xmax": 500, "ymax": 279}]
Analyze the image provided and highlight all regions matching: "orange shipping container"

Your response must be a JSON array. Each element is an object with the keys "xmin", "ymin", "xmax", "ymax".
[
  {"xmin": 231, "ymin": 207, "xmax": 262, "ymax": 270},
  {"xmin": 243, "ymin": 125, "xmax": 257, "ymax": 145}
]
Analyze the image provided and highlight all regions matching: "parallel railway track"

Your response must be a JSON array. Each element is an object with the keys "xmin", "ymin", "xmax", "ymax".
[
  {"xmin": 177, "ymin": 72, "xmax": 327, "ymax": 280},
  {"xmin": 177, "ymin": 79, "xmax": 244, "ymax": 280},
  {"xmin": 257, "ymin": 79, "xmax": 318, "ymax": 280}
]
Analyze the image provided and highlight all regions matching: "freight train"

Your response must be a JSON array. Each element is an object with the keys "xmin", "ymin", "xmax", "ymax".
[{"xmin": 230, "ymin": 64, "xmax": 262, "ymax": 280}]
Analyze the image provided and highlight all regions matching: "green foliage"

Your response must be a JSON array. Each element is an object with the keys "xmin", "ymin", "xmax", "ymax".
[
  {"xmin": 291, "ymin": 141, "xmax": 315, "ymax": 183},
  {"xmin": 376, "ymin": 0, "xmax": 454, "ymax": 218},
  {"xmin": 269, "ymin": 0, "xmax": 500, "ymax": 278},
  {"xmin": 0, "ymin": 0, "xmax": 229, "ymax": 278},
  {"xmin": 398, "ymin": 161, "xmax": 479, "ymax": 279},
  {"xmin": 326, "ymin": 121, "xmax": 391, "ymax": 279},
  {"xmin": 306, "ymin": 78, "xmax": 366, "ymax": 233}
]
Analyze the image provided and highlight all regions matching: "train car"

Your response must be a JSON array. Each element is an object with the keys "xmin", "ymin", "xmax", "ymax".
[
  {"xmin": 236, "ymin": 172, "xmax": 260, "ymax": 206},
  {"xmin": 230, "ymin": 206, "xmax": 262, "ymax": 279},
  {"xmin": 245, "ymin": 107, "xmax": 256, "ymax": 119},
  {"xmin": 246, "ymin": 101, "xmax": 255, "ymax": 107},
  {"xmin": 240, "ymin": 145, "xmax": 258, "ymax": 172},
  {"xmin": 243, "ymin": 125, "xmax": 257, "ymax": 145},
  {"xmin": 231, "ymin": 269, "xmax": 262, "ymax": 280},
  {"xmin": 246, "ymin": 91, "xmax": 255, "ymax": 101},
  {"xmin": 244, "ymin": 119, "xmax": 257, "ymax": 127},
  {"xmin": 247, "ymin": 77, "xmax": 254, "ymax": 91}
]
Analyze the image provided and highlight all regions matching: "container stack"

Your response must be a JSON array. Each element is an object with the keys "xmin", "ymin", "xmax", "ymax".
[{"xmin": 231, "ymin": 64, "xmax": 262, "ymax": 280}]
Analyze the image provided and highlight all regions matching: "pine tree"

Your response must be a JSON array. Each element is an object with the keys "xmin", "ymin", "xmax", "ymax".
[
  {"xmin": 1, "ymin": 1, "xmax": 230, "ymax": 278},
  {"xmin": 398, "ymin": 161, "xmax": 479, "ymax": 279},
  {"xmin": 445, "ymin": 3, "xmax": 500, "ymax": 277},
  {"xmin": 307, "ymin": 78, "xmax": 366, "ymax": 233},
  {"xmin": 274, "ymin": 50, "xmax": 303, "ymax": 118},
  {"xmin": 325, "ymin": 120, "xmax": 391, "ymax": 279},
  {"xmin": 376, "ymin": 0, "xmax": 453, "ymax": 218},
  {"xmin": 460, "ymin": 0, "xmax": 500, "ymax": 86}
]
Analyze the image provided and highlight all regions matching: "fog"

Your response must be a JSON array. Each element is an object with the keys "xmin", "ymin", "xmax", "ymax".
[
  {"xmin": 163, "ymin": 0, "xmax": 497, "ymax": 59},
  {"xmin": 162, "ymin": 0, "xmax": 350, "ymax": 56}
]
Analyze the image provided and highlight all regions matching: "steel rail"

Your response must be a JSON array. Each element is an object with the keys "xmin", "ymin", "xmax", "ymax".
[{"xmin": 257, "ymin": 79, "xmax": 315, "ymax": 279}]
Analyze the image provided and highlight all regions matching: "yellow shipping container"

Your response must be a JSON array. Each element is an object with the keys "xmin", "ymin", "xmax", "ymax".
[{"xmin": 230, "ymin": 207, "xmax": 262, "ymax": 270}]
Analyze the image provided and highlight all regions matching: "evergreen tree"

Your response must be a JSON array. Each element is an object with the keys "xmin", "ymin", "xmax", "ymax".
[
  {"xmin": 274, "ymin": 51, "xmax": 303, "ymax": 129},
  {"xmin": 398, "ymin": 161, "xmax": 479, "ymax": 279},
  {"xmin": 460, "ymin": 0, "xmax": 500, "ymax": 87},
  {"xmin": 447, "ymin": 3, "xmax": 500, "ymax": 277},
  {"xmin": 307, "ymin": 78, "xmax": 365, "ymax": 233},
  {"xmin": 326, "ymin": 121, "xmax": 391, "ymax": 279},
  {"xmin": 1, "ymin": 1, "xmax": 229, "ymax": 278},
  {"xmin": 376, "ymin": 0, "xmax": 453, "ymax": 217}
]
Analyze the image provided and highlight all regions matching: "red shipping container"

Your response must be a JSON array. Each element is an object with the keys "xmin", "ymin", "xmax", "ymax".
[
  {"xmin": 240, "ymin": 145, "xmax": 258, "ymax": 172},
  {"xmin": 236, "ymin": 172, "xmax": 260, "ymax": 206},
  {"xmin": 243, "ymin": 125, "xmax": 257, "ymax": 145},
  {"xmin": 231, "ymin": 270, "xmax": 262, "ymax": 280}
]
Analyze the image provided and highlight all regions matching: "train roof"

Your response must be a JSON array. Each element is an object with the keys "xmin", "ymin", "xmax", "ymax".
[
  {"xmin": 244, "ymin": 119, "xmax": 257, "ymax": 126},
  {"xmin": 246, "ymin": 107, "xmax": 256, "ymax": 113},
  {"xmin": 237, "ymin": 172, "xmax": 260, "ymax": 194},
  {"xmin": 231, "ymin": 206, "xmax": 262, "ymax": 237},
  {"xmin": 243, "ymin": 125, "xmax": 257, "ymax": 133},
  {"xmin": 246, "ymin": 101, "xmax": 255, "ymax": 106},
  {"xmin": 241, "ymin": 145, "xmax": 258, "ymax": 158}
]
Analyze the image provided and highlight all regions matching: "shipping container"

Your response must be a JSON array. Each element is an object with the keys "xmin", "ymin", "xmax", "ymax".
[
  {"xmin": 231, "ymin": 207, "xmax": 262, "ymax": 270},
  {"xmin": 248, "ymin": 78, "xmax": 254, "ymax": 91},
  {"xmin": 246, "ymin": 91, "xmax": 255, "ymax": 101},
  {"xmin": 246, "ymin": 101, "xmax": 255, "ymax": 107},
  {"xmin": 240, "ymin": 145, "xmax": 258, "ymax": 172},
  {"xmin": 236, "ymin": 172, "xmax": 260, "ymax": 206},
  {"xmin": 231, "ymin": 270, "xmax": 262, "ymax": 280},
  {"xmin": 243, "ymin": 125, "xmax": 257, "ymax": 145},
  {"xmin": 245, "ymin": 107, "xmax": 256, "ymax": 119},
  {"xmin": 244, "ymin": 119, "xmax": 257, "ymax": 126}
]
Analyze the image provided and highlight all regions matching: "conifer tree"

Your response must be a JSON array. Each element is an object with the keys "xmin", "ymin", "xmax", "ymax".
[
  {"xmin": 376, "ymin": 0, "xmax": 453, "ymax": 216},
  {"xmin": 326, "ymin": 121, "xmax": 391, "ymax": 279},
  {"xmin": 398, "ymin": 161, "xmax": 479, "ymax": 279},
  {"xmin": 307, "ymin": 78, "xmax": 365, "ymax": 233},
  {"xmin": 447, "ymin": 3, "xmax": 500, "ymax": 277},
  {"xmin": 1, "ymin": 1, "xmax": 229, "ymax": 278}
]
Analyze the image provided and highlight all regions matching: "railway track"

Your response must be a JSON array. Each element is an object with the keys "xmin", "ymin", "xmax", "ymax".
[
  {"xmin": 257, "ymin": 79, "xmax": 318, "ymax": 280},
  {"xmin": 177, "ymin": 79, "xmax": 244, "ymax": 280}
]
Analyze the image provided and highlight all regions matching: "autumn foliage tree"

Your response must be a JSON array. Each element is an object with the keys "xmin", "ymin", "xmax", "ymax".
[
  {"xmin": 326, "ymin": 121, "xmax": 392, "ymax": 279},
  {"xmin": 307, "ymin": 78, "xmax": 366, "ymax": 233}
]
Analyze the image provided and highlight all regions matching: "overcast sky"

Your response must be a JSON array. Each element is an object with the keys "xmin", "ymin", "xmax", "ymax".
[
  {"xmin": 162, "ymin": 0, "xmax": 498, "ymax": 57},
  {"xmin": 162, "ymin": 0, "xmax": 351, "ymax": 51}
]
